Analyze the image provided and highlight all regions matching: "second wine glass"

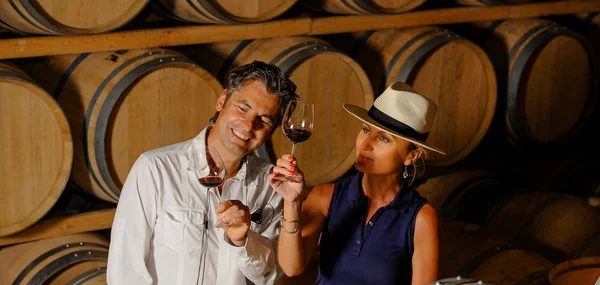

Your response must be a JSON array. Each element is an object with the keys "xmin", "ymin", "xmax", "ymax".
[
  {"xmin": 189, "ymin": 145, "xmax": 229, "ymax": 227},
  {"xmin": 282, "ymin": 100, "xmax": 314, "ymax": 156}
]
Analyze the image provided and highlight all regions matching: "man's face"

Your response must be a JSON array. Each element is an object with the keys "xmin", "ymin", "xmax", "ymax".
[{"xmin": 211, "ymin": 80, "xmax": 281, "ymax": 159}]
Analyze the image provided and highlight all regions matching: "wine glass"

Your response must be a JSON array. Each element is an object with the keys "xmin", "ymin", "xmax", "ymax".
[
  {"xmin": 188, "ymin": 145, "xmax": 230, "ymax": 227},
  {"xmin": 282, "ymin": 100, "xmax": 314, "ymax": 156}
]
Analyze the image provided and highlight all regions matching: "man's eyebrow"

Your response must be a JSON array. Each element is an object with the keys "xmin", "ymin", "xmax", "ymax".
[
  {"xmin": 238, "ymin": 100, "xmax": 252, "ymax": 109},
  {"xmin": 238, "ymin": 100, "xmax": 275, "ymax": 123},
  {"xmin": 260, "ymin": 114, "xmax": 275, "ymax": 124}
]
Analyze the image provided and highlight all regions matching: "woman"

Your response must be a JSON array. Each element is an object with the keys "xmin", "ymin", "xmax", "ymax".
[{"xmin": 269, "ymin": 81, "xmax": 445, "ymax": 285}]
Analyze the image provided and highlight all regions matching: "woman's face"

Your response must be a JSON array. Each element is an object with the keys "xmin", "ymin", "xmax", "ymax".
[{"xmin": 355, "ymin": 123, "xmax": 415, "ymax": 175}]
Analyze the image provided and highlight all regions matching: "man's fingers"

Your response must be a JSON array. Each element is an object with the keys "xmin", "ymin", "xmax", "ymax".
[
  {"xmin": 215, "ymin": 200, "xmax": 233, "ymax": 213},
  {"xmin": 216, "ymin": 201, "xmax": 249, "ymax": 223},
  {"xmin": 217, "ymin": 210, "xmax": 248, "ymax": 226}
]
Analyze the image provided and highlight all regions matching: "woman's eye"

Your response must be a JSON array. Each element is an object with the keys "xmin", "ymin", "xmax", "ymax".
[
  {"xmin": 237, "ymin": 106, "xmax": 247, "ymax": 112},
  {"xmin": 362, "ymin": 127, "xmax": 370, "ymax": 134},
  {"xmin": 379, "ymin": 136, "xmax": 390, "ymax": 143}
]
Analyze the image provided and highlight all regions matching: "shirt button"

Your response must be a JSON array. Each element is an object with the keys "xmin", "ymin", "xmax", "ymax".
[
  {"xmin": 368, "ymin": 221, "xmax": 373, "ymax": 226},
  {"xmin": 356, "ymin": 240, "xmax": 361, "ymax": 244}
]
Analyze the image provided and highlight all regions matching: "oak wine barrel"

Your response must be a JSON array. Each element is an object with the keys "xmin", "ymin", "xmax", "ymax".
[
  {"xmin": 475, "ymin": 18, "xmax": 597, "ymax": 147},
  {"xmin": 517, "ymin": 153, "xmax": 600, "ymax": 202},
  {"xmin": 453, "ymin": 0, "xmax": 533, "ymax": 6},
  {"xmin": 0, "ymin": 233, "xmax": 109, "ymax": 284},
  {"xmin": 548, "ymin": 257, "xmax": 600, "ymax": 285},
  {"xmin": 0, "ymin": 0, "xmax": 148, "ymax": 35},
  {"xmin": 29, "ymin": 49, "xmax": 224, "ymax": 203},
  {"xmin": 349, "ymin": 27, "xmax": 497, "ymax": 166},
  {"xmin": 304, "ymin": 0, "xmax": 426, "ymax": 15},
  {"xmin": 182, "ymin": 36, "xmax": 374, "ymax": 187},
  {"xmin": 577, "ymin": 12, "xmax": 600, "ymax": 46},
  {"xmin": 479, "ymin": 192, "xmax": 600, "ymax": 263},
  {"xmin": 0, "ymin": 61, "xmax": 72, "ymax": 237},
  {"xmin": 154, "ymin": 0, "xmax": 296, "ymax": 24},
  {"xmin": 440, "ymin": 222, "xmax": 553, "ymax": 285},
  {"xmin": 416, "ymin": 170, "xmax": 501, "ymax": 222},
  {"xmin": 428, "ymin": 277, "xmax": 494, "ymax": 285}
]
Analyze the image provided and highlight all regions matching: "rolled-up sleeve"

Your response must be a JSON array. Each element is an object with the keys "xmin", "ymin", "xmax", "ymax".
[
  {"xmin": 227, "ymin": 191, "xmax": 283, "ymax": 285},
  {"xmin": 107, "ymin": 155, "xmax": 158, "ymax": 285}
]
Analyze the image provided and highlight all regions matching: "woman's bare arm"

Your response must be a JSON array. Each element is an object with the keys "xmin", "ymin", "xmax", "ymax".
[
  {"xmin": 278, "ymin": 183, "xmax": 333, "ymax": 277},
  {"xmin": 411, "ymin": 204, "xmax": 439, "ymax": 285}
]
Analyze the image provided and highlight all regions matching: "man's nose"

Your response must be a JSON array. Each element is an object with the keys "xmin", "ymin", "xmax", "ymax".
[{"xmin": 239, "ymin": 115, "xmax": 253, "ymax": 131}]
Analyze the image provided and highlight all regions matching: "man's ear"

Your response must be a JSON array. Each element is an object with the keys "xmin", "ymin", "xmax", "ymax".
[{"xmin": 215, "ymin": 90, "xmax": 227, "ymax": 111}]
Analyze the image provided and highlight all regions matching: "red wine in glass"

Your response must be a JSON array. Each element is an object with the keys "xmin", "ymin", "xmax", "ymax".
[
  {"xmin": 198, "ymin": 176, "xmax": 224, "ymax": 187},
  {"xmin": 189, "ymin": 146, "xmax": 230, "ymax": 227},
  {"xmin": 282, "ymin": 100, "xmax": 314, "ymax": 156},
  {"xmin": 283, "ymin": 128, "xmax": 312, "ymax": 143}
]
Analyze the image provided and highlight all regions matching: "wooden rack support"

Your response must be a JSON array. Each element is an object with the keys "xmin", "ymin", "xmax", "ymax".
[
  {"xmin": 0, "ymin": 1, "xmax": 598, "ymax": 59},
  {"xmin": 0, "ymin": 208, "xmax": 115, "ymax": 247}
]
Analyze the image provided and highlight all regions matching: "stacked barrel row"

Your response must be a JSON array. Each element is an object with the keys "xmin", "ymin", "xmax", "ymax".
[
  {"xmin": 2, "ymin": 10, "xmax": 600, "ymax": 285},
  {"xmin": 0, "ymin": 233, "xmax": 109, "ymax": 285},
  {"xmin": 416, "ymin": 162, "xmax": 600, "ymax": 285},
  {"xmin": 0, "ymin": 0, "xmax": 543, "ymax": 36},
  {"xmin": 2, "ymin": 15, "xmax": 598, "ymax": 228}
]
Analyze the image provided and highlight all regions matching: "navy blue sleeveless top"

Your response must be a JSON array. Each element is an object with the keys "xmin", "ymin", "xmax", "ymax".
[{"xmin": 317, "ymin": 173, "xmax": 427, "ymax": 285}]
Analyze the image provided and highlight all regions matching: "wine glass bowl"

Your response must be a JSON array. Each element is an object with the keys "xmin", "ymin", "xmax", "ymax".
[
  {"xmin": 189, "ymin": 146, "xmax": 226, "ymax": 188},
  {"xmin": 282, "ymin": 100, "xmax": 314, "ymax": 156},
  {"xmin": 188, "ymin": 145, "xmax": 229, "ymax": 227}
]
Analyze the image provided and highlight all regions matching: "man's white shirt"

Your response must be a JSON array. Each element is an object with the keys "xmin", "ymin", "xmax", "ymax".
[{"xmin": 107, "ymin": 127, "xmax": 283, "ymax": 285}]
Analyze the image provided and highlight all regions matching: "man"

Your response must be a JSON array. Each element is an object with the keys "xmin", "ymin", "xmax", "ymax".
[{"xmin": 107, "ymin": 60, "xmax": 299, "ymax": 285}]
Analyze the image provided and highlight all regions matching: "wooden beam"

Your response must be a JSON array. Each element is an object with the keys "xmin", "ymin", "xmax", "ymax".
[
  {"xmin": 310, "ymin": 0, "xmax": 600, "ymax": 35},
  {"xmin": 0, "ymin": 1, "xmax": 599, "ymax": 59},
  {"xmin": 0, "ymin": 18, "xmax": 311, "ymax": 59},
  {"xmin": 0, "ymin": 208, "xmax": 115, "ymax": 247}
]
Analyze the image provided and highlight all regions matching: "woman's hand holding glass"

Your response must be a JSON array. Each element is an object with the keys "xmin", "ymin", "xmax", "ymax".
[{"xmin": 268, "ymin": 154, "xmax": 305, "ymax": 203}]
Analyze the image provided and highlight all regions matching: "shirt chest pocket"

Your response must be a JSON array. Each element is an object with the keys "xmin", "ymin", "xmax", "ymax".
[{"xmin": 163, "ymin": 207, "xmax": 206, "ymax": 253}]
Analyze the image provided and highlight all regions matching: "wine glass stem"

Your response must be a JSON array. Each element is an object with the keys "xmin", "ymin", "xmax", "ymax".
[
  {"xmin": 214, "ymin": 187, "xmax": 221, "ymax": 202},
  {"xmin": 291, "ymin": 143, "xmax": 296, "ymax": 156}
]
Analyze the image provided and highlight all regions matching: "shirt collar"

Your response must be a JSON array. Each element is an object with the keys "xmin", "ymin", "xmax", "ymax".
[
  {"xmin": 187, "ymin": 126, "xmax": 250, "ymax": 187},
  {"xmin": 348, "ymin": 172, "xmax": 415, "ymax": 213}
]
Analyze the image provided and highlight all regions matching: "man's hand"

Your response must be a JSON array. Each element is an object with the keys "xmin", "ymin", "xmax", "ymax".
[
  {"xmin": 268, "ymin": 155, "xmax": 305, "ymax": 203},
  {"xmin": 216, "ymin": 200, "xmax": 251, "ymax": 246}
]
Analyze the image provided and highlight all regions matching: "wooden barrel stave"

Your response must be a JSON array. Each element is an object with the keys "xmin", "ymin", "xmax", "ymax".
[
  {"xmin": 483, "ymin": 192, "xmax": 600, "ymax": 263},
  {"xmin": 305, "ymin": 0, "xmax": 427, "ymax": 15},
  {"xmin": 453, "ymin": 0, "xmax": 532, "ymax": 6},
  {"xmin": 0, "ymin": 0, "xmax": 148, "ymax": 35},
  {"xmin": 30, "ymin": 49, "xmax": 223, "ymax": 202},
  {"xmin": 0, "ymin": 233, "xmax": 109, "ymax": 285},
  {"xmin": 182, "ymin": 36, "xmax": 374, "ymax": 187},
  {"xmin": 154, "ymin": 0, "xmax": 296, "ymax": 24},
  {"xmin": 548, "ymin": 256, "xmax": 600, "ymax": 285},
  {"xmin": 517, "ymin": 153, "xmax": 600, "ymax": 200},
  {"xmin": 475, "ymin": 18, "xmax": 597, "ymax": 147},
  {"xmin": 416, "ymin": 170, "xmax": 501, "ymax": 222},
  {"xmin": 0, "ymin": 61, "xmax": 72, "ymax": 236},
  {"xmin": 440, "ymin": 222, "xmax": 553, "ymax": 285},
  {"xmin": 47, "ymin": 261, "xmax": 107, "ymax": 285},
  {"xmin": 349, "ymin": 27, "xmax": 497, "ymax": 166}
]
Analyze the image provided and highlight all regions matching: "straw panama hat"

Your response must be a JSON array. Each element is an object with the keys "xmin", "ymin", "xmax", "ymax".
[{"xmin": 343, "ymin": 81, "xmax": 446, "ymax": 155}]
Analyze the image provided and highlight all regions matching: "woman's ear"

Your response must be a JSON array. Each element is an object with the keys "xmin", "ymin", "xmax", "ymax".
[{"xmin": 407, "ymin": 147, "xmax": 423, "ymax": 165}]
